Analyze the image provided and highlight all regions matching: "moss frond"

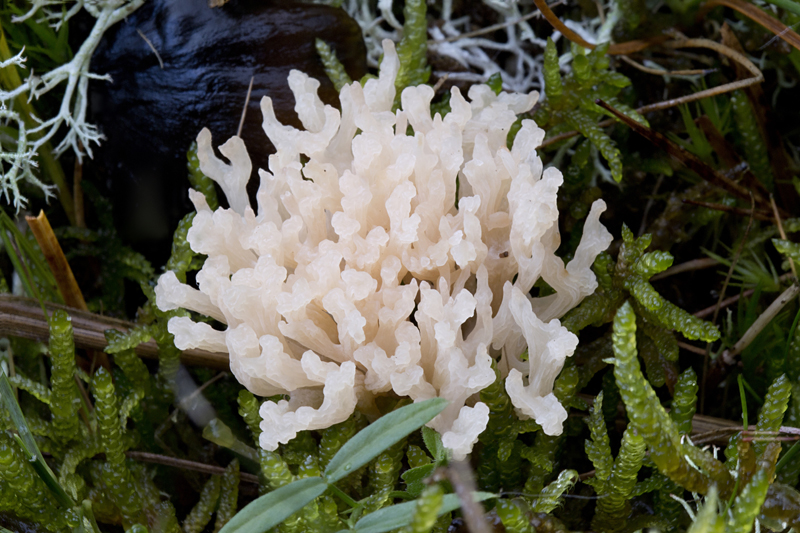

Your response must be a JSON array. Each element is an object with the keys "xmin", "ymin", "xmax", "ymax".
[
  {"xmin": 183, "ymin": 474, "xmax": 221, "ymax": 533},
  {"xmin": 316, "ymin": 39, "xmax": 353, "ymax": 92},
  {"xmin": 48, "ymin": 309, "xmax": 81, "ymax": 446}
]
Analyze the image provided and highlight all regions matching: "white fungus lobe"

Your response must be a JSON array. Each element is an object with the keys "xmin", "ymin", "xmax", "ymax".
[{"xmin": 154, "ymin": 40, "xmax": 612, "ymax": 460}]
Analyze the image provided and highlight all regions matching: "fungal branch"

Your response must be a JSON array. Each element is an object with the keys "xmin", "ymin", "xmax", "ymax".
[{"xmin": 0, "ymin": 0, "xmax": 144, "ymax": 210}]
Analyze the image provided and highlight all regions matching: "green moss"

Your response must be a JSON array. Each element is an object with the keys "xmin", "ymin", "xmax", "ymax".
[
  {"xmin": 669, "ymin": 368, "xmax": 699, "ymax": 435},
  {"xmin": 612, "ymin": 301, "xmax": 732, "ymax": 497},
  {"xmin": 496, "ymin": 499, "xmax": 534, "ymax": 533},
  {"xmin": 407, "ymin": 483, "xmax": 444, "ymax": 533},
  {"xmin": 393, "ymin": 0, "xmax": 430, "ymax": 101},
  {"xmin": 48, "ymin": 309, "xmax": 81, "ymax": 446},
  {"xmin": 183, "ymin": 474, "xmax": 221, "ymax": 533},
  {"xmin": 93, "ymin": 367, "xmax": 145, "ymax": 528},
  {"xmin": 187, "ymin": 142, "xmax": 219, "ymax": 211},
  {"xmin": 591, "ymin": 428, "xmax": 646, "ymax": 531},
  {"xmin": 731, "ymin": 91, "xmax": 773, "ymax": 191},
  {"xmin": 316, "ymin": 39, "xmax": 352, "ymax": 92}
]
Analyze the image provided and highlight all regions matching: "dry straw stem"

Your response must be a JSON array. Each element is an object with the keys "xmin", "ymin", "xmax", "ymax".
[
  {"xmin": 578, "ymin": 394, "xmax": 791, "ymax": 445},
  {"xmin": 41, "ymin": 449, "xmax": 260, "ymax": 491},
  {"xmin": 618, "ymin": 55, "xmax": 714, "ymax": 76},
  {"xmin": 136, "ymin": 29, "xmax": 164, "ymax": 69},
  {"xmin": 540, "ymin": 38, "xmax": 764, "ymax": 148},
  {"xmin": 25, "ymin": 209, "xmax": 113, "ymax": 373},
  {"xmin": 691, "ymin": 423, "xmax": 800, "ymax": 446},
  {"xmin": 532, "ymin": 0, "xmax": 667, "ymax": 54},
  {"xmin": 536, "ymin": 1, "xmax": 768, "ymax": 150},
  {"xmin": 680, "ymin": 199, "xmax": 773, "ymax": 221},
  {"xmin": 721, "ymin": 283, "xmax": 800, "ymax": 364},
  {"xmin": 699, "ymin": 0, "xmax": 800, "ymax": 52},
  {"xmin": 595, "ymin": 101, "xmax": 774, "ymax": 213},
  {"xmin": 0, "ymin": 295, "xmax": 228, "ymax": 369},
  {"xmin": 441, "ymin": 462, "xmax": 491, "ymax": 533},
  {"xmin": 25, "ymin": 210, "xmax": 87, "ymax": 310},
  {"xmin": 651, "ymin": 257, "xmax": 720, "ymax": 281},
  {"xmin": 124, "ymin": 451, "xmax": 259, "ymax": 485}
]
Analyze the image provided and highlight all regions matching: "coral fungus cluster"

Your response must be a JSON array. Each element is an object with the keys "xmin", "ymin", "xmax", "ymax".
[{"xmin": 155, "ymin": 40, "xmax": 612, "ymax": 459}]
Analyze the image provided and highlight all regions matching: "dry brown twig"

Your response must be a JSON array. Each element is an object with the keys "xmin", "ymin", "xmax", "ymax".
[
  {"xmin": 532, "ymin": 0, "xmax": 666, "ymax": 54},
  {"xmin": 25, "ymin": 210, "xmax": 87, "ymax": 311},
  {"xmin": 651, "ymin": 257, "xmax": 720, "ymax": 281},
  {"xmin": 0, "ymin": 294, "xmax": 229, "ymax": 369},
  {"xmin": 771, "ymin": 194, "xmax": 797, "ymax": 278},
  {"xmin": 699, "ymin": 0, "xmax": 800, "ymax": 52},
  {"xmin": 440, "ymin": 462, "xmax": 492, "ymax": 533},
  {"xmin": 595, "ymin": 102, "xmax": 772, "ymax": 213},
  {"xmin": 125, "ymin": 451, "xmax": 259, "ymax": 484},
  {"xmin": 427, "ymin": 1, "xmax": 567, "ymax": 44},
  {"xmin": 618, "ymin": 55, "xmax": 715, "ymax": 77},
  {"xmin": 697, "ymin": 195, "xmax": 755, "ymax": 411},
  {"xmin": 721, "ymin": 283, "xmax": 800, "ymax": 364},
  {"xmin": 680, "ymin": 200, "xmax": 773, "ymax": 221},
  {"xmin": 535, "ymin": 1, "xmax": 766, "ymax": 150},
  {"xmin": 578, "ymin": 393, "xmax": 796, "ymax": 446}
]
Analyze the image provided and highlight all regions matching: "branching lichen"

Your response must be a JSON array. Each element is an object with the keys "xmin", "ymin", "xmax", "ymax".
[{"xmin": 0, "ymin": 0, "xmax": 145, "ymax": 208}]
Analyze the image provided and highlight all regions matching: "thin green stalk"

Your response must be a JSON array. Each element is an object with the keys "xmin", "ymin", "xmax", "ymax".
[
  {"xmin": 1, "ymin": 368, "xmax": 74, "ymax": 509},
  {"xmin": 738, "ymin": 374, "xmax": 749, "ymax": 431},
  {"xmin": 723, "ymin": 475, "xmax": 741, "ymax": 516},
  {"xmin": 782, "ymin": 305, "xmax": 800, "ymax": 362},
  {"xmin": 740, "ymin": 376, "xmax": 764, "ymax": 406},
  {"xmin": 81, "ymin": 500, "xmax": 103, "ymax": 533},
  {"xmin": 776, "ymin": 439, "xmax": 800, "ymax": 474},
  {"xmin": 328, "ymin": 483, "xmax": 360, "ymax": 508},
  {"xmin": 0, "ymin": 227, "xmax": 45, "ymax": 316},
  {"xmin": 763, "ymin": 0, "xmax": 800, "ymax": 17}
]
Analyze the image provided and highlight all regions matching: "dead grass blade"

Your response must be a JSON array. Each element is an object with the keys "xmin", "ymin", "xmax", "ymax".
[
  {"xmin": 531, "ymin": 0, "xmax": 667, "ymax": 53},
  {"xmin": 595, "ymin": 99, "xmax": 770, "ymax": 207},
  {"xmin": 25, "ymin": 210, "xmax": 87, "ymax": 310},
  {"xmin": 700, "ymin": 0, "xmax": 800, "ymax": 52},
  {"xmin": 0, "ymin": 294, "xmax": 228, "ymax": 369}
]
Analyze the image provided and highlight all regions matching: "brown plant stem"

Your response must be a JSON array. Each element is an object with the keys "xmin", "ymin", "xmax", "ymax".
[
  {"xmin": 694, "ymin": 291, "xmax": 755, "ymax": 319},
  {"xmin": 25, "ymin": 210, "xmax": 112, "ymax": 376},
  {"xmin": 540, "ymin": 37, "xmax": 765, "ymax": 150},
  {"xmin": 699, "ymin": 0, "xmax": 800, "ymax": 52},
  {"xmin": 681, "ymin": 199, "xmax": 773, "ymax": 221},
  {"xmin": 125, "ymin": 451, "xmax": 259, "ymax": 484},
  {"xmin": 651, "ymin": 257, "xmax": 720, "ymax": 281},
  {"xmin": 531, "ymin": 0, "xmax": 667, "ymax": 54},
  {"xmin": 595, "ymin": 101, "xmax": 771, "ymax": 211},
  {"xmin": 26, "ymin": 210, "xmax": 87, "ymax": 311},
  {"xmin": 721, "ymin": 283, "xmax": 800, "ymax": 364},
  {"xmin": 0, "ymin": 294, "xmax": 228, "ymax": 369}
]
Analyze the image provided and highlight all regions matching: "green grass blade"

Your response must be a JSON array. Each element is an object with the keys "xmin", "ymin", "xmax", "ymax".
[
  {"xmin": 353, "ymin": 492, "xmax": 496, "ymax": 533},
  {"xmin": 325, "ymin": 398, "xmax": 447, "ymax": 484},
  {"xmin": 1, "ymin": 368, "xmax": 74, "ymax": 508},
  {"xmin": 218, "ymin": 476, "xmax": 327, "ymax": 533}
]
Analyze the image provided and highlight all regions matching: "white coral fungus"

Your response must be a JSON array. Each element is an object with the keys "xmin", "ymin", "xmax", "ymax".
[{"xmin": 155, "ymin": 40, "xmax": 612, "ymax": 460}]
